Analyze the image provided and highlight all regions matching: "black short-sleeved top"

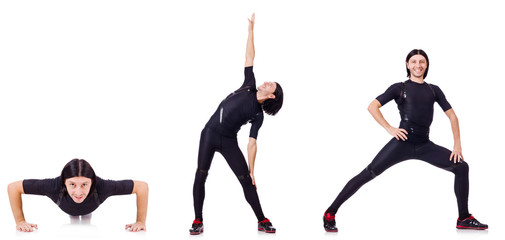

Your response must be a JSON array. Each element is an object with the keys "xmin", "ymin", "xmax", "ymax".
[
  {"xmin": 23, "ymin": 177, "xmax": 133, "ymax": 216},
  {"xmin": 376, "ymin": 80, "xmax": 452, "ymax": 136},
  {"xmin": 205, "ymin": 66, "xmax": 264, "ymax": 139}
]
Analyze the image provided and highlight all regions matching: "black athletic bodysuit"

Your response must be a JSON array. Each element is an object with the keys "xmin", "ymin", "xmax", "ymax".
[
  {"xmin": 193, "ymin": 66, "xmax": 266, "ymax": 221},
  {"xmin": 205, "ymin": 67, "xmax": 264, "ymax": 139},
  {"xmin": 23, "ymin": 177, "xmax": 133, "ymax": 216},
  {"xmin": 326, "ymin": 80, "xmax": 471, "ymax": 220}
]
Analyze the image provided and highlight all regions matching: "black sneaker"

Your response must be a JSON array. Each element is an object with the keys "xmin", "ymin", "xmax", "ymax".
[
  {"xmin": 323, "ymin": 212, "xmax": 338, "ymax": 232},
  {"xmin": 456, "ymin": 215, "xmax": 488, "ymax": 230},
  {"xmin": 189, "ymin": 218, "xmax": 204, "ymax": 235},
  {"xmin": 258, "ymin": 218, "xmax": 276, "ymax": 233}
]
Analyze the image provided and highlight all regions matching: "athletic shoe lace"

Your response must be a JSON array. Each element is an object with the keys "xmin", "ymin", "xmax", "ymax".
[
  {"xmin": 259, "ymin": 218, "xmax": 272, "ymax": 227},
  {"xmin": 325, "ymin": 213, "xmax": 336, "ymax": 221},
  {"xmin": 467, "ymin": 218, "xmax": 482, "ymax": 226}
]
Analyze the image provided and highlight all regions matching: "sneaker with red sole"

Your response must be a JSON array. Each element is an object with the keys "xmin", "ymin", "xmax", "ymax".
[
  {"xmin": 258, "ymin": 218, "xmax": 276, "ymax": 233},
  {"xmin": 456, "ymin": 215, "xmax": 488, "ymax": 230},
  {"xmin": 189, "ymin": 218, "xmax": 204, "ymax": 235},
  {"xmin": 323, "ymin": 212, "xmax": 338, "ymax": 232}
]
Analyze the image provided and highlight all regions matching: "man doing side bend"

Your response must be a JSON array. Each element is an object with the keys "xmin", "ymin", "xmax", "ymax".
[{"xmin": 189, "ymin": 13, "xmax": 284, "ymax": 235}]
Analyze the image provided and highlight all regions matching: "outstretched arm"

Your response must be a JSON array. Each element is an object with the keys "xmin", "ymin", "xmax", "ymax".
[
  {"xmin": 368, "ymin": 99, "xmax": 408, "ymax": 141},
  {"xmin": 125, "ymin": 180, "xmax": 148, "ymax": 232},
  {"xmin": 247, "ymin": 137, "xmax": 257, "ymax": 186},
  {"xmin": 445, "ymin": 108, "xmax": 463, "ymax": 163},
  {"xmin": 245, "ymin": 13, "xmax": 255, "ymax": 67},
  {"xmin": 8, "ymin": 181, "xmax": 38, "ymax": 232}
]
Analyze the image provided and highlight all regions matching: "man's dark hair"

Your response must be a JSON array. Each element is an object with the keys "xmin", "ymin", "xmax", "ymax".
[
  {"xmin": 262, "ymin": 82, "xmax": 283, "ymax": 116},
  {"xmin": 406, "ymin": 49, "xmax": 430, "ymax": 79}
]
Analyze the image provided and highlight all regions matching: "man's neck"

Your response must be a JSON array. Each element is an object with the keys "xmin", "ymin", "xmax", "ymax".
[
  {"xmin": 410, "ymin": 76, "xmax": 425, "ymax": 84},
  {"xmin": 256, "ymin": 91, "xmax": 267, "ymax": 104}
]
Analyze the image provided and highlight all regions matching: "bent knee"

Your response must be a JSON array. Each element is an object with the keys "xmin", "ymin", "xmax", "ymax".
[
  {"xmin": 236, "ymin": 174, "xmax": 253, "ymax": 186},
  {"xmin": 452, "ymin": 161, "xmax": 469, "ymax": 174},
  {"xmin": 365, "ymin": 166, "xmax": 378, "ymax": 179},
  {"xmin": 195, "ymin": 169, "xmax": 209, "ymax": 183}
]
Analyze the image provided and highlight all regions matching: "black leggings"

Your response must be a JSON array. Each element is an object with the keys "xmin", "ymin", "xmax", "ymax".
[
  {"xmin": 326, "ymin": 138, "xmax": 470, "ymax": 219},
  {"xmin": 193, "ymin": 127, "xmax": 265, "ymax": 221}
]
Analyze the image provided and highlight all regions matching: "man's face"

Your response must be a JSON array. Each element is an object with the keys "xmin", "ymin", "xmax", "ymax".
[
  {"xmin": 406, "ymin": 54, "xmax": 428, "ymax": 79},
  {"xmin": 65, "ymin": 176, "xmax": 92, "ymax": 203},
  {"xmin": 258, "ymin": 81, "xmax": 277, "ymax": 95}
]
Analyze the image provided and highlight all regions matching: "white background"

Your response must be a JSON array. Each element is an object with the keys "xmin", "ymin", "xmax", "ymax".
[{"xmin": 0, "ymin": 0, "xmax": 503, "ymax": 240}]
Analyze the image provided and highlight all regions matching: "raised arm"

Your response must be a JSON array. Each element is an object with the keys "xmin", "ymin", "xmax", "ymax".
[
  {"xmin": 247, "ymin": 137, "xmax": 258, "ymax": 186},
  {"xmin": 245, "ymin": 13, "xmax": 255, "ymax": 67},
  {"xmin": 125, "ymin": 180, "xmax": 149, "ymax": 232},
  {"xmin": 445, "ymin": 108, "xmax": 463, "ymax": 163},
  {"xmin": 368, "ymin": 99, "xmax": 408, "ymax": 141},
  {"xmin": 8, "ymin": 180, "xmax": 38, "ymax": 232}
]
